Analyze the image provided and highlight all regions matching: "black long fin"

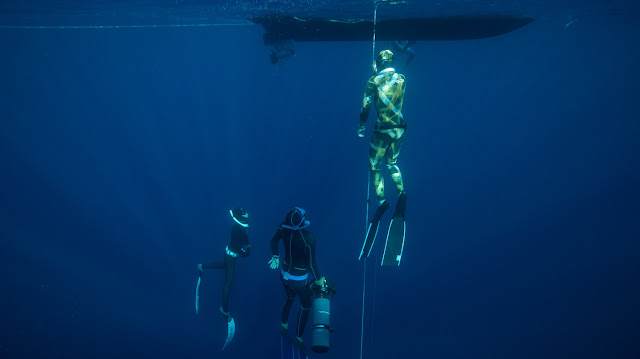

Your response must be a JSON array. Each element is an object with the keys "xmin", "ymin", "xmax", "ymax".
[
  {"xmin": 280, "ymin": 325, "xmax": 307, "ymax": 358},
  {"xmin": 359, "ymin": 201, "xmax": 390, "ymax": 260},
  {"xmin": 393, "ymin": 192, "xmax": 407, "ymax": 219},
  {"xmin": 382, "ymin": 193, "xmax": 407, "ymax": 266}
]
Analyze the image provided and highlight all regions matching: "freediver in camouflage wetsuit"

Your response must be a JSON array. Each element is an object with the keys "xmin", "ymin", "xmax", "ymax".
[{"xmin": 358, "ymin": 49, "xmax": 408, "ymax": 211}]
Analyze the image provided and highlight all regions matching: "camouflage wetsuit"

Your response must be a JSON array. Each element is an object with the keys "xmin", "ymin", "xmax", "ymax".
[{"xmin": 359, "ymin": 66, "xmax": 407, "ymax": 204}]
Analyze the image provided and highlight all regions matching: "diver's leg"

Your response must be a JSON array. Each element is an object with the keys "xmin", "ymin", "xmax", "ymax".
[
  {"xmin": 386, "ymin": 129, "xmax": 405, "ymax": 195},
  {"xmin": 221, "ymin": 254, "xmax": 235, "ymax": 316},
  {"xmin": 405, "ymin": 48, "xmax": 415, "ymax": 67},
  {"xmin": 202, "ymin": 261, "xmax": 224, "ymax": 269},
  {"xmin": 281, "ymin": 278, "xmax": 297, "ymax": 326},
  {"xmin": 369, "ymin": 131, "xmax": 391, "ymax": 205},
  {"xmin": 294, "ymin": 280, "xmax": 313, "ymax": 339}
]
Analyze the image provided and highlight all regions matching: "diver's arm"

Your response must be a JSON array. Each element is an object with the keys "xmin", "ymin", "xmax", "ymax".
[
  {"xmin": 241, "ymin": 244, "xmax": 251, "ymax": 257},
  {"xmin": 358, "ymin": 79, "xmax": 376, "ymax": 137},
  {"xmin": 305, "ymin": 232, "xmax": 321, "ymax": 281},
  {"xmin": 241, "ymin": 228, "xmax": 251, "ymax": 257},
  {"xmin": 268, "ymin": 227, "xmax": 282, "ymax": 269},
  {"xmin": 305, "ymin": 233, "xmax": 326, "ymax": 287},
  {"xmin": 359, "ymin": 107, "xmax": 371, "ymax": 127},
  {"xmin": 270, "ymin": 227, "xmax": 283, "ymax": 256},
  {"xmin": 242, "ymin": 231, "xmax": 251, "ymax": 256},
  {"xmin": 359, "ymin": 79, "xmax": 376, "ymax": 127},
  {"xmin": 229, "ymin": 225, "xmax": 250, "ymax": 257}
]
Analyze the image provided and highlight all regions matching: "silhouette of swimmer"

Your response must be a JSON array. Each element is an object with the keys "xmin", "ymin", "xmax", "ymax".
[
  {"xmin": 391, "ymin": 40, "xmax": 416, "ymax": 68},
  {"xmin": 270, "ymin": 40, "xmax": 295, "ymax": 64}
]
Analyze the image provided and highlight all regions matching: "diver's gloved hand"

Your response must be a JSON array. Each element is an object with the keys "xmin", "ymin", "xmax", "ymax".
[
  {"xmin": 268, "ymin": 255, "xmax": 280, "ymax": 269},
  {"xmin": 357, "ymin": 126, "xmax": 366, "ymax": 138},
  {"xmin": 314, "ymin": 276, "xmax": 327, "ymax": 289},
  {"xmin": 241, "ymin": 244, "xmax": 251, "ymax": 258},
  {"xmin": 197, "ymin": 264, "xmax": 204, "ymax": 273}
]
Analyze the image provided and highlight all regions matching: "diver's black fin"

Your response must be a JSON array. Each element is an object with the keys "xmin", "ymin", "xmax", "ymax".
[
  {"xmin": 359, "ymin": 200, "xmax": 390, "ymax": 260},
  {"xmin": 280, "ymin": 325, "xmax": 308, "ymax": 358},
  {"xmin": 382, "ymin": 193, "xmax": 407, "ymax": 266}
]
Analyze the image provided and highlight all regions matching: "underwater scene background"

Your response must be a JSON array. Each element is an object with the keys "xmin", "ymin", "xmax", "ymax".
[{"xmin": 1, "ymin": 1, "xmax": 639, "ymax": 358}]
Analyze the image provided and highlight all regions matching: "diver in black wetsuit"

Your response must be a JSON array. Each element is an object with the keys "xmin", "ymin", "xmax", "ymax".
[
  {"xmin": 269, "ymin": 39, "xmax": 295, "ymax": 64},
  {"xmin": 268, "ymin": 207, "xmax": 326, "ymax": 349},
  {"xmin": 197, "ymin": 206, "xmax": 251, "ymax": 321},
  {"xmin": 392, "ymin": 40, "xmax": 416, "ymax": 69}
]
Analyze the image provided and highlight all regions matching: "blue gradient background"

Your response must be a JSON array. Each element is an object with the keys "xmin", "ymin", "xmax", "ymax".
[{"xmin": 1, "ymin": 4, "xmax": 639, "ymax": 359}]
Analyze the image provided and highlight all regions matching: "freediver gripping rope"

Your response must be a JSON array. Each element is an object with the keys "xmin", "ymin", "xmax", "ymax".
[
  {"xmin": 361, "ymin": 2, "xmax": 379, "ymax": 357},
  {"xmin": 361, "ymin": 3, "xmax": 406, "ymax": 358}
]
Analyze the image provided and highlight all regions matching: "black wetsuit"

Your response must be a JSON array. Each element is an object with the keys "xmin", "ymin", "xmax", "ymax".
[
  {"xmin": 270, "ymin": 226, "xmax": 321, "ymax": 338},
  {"xmin": 203, "ymin": 223, "xmax": 250, "ymax": 313}
]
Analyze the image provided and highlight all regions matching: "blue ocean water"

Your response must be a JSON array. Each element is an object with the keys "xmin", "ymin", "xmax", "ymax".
[{"xmin": 1, "ymin": 1, "xmax": 639, "ymax": 358}]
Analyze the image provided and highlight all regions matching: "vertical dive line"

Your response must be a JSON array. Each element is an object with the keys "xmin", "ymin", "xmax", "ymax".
[
  {"xmin": 360, "ymin": 258, "xmax": 367, "ymax": 359},
  {"xmin": 370, "ymin": 254, "xmax": 378, "ymax": 344},
  {"xmin": 371, "ymin": 3, "xmax": 379, "ymax": 71},
  {"xmin": 360, "ymin": 172, "xmax": 370, "ymax": 359},
  {"xmin": 361, "ymin": 3, "xmax": 379, "ymax": 359}
]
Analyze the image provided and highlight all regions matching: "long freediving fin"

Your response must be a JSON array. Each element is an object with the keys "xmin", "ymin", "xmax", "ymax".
[
  {"xmin": 222, "ymin": 317, "xmax": 235, "ymax": 351},
  {"xmin": 359, "ymin": 200, "xmax": 390, "ymax": 260},
  {"xmin": 382, "ymin": 193, "xmax": 407, "ymax": 266},
  {"xmin": 195, "ymin": 273, "xmax": 202, "ymax": 314},
  {"xmin": 360, "ymin": 221, "xmax": 380, "ymax": 260}
]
